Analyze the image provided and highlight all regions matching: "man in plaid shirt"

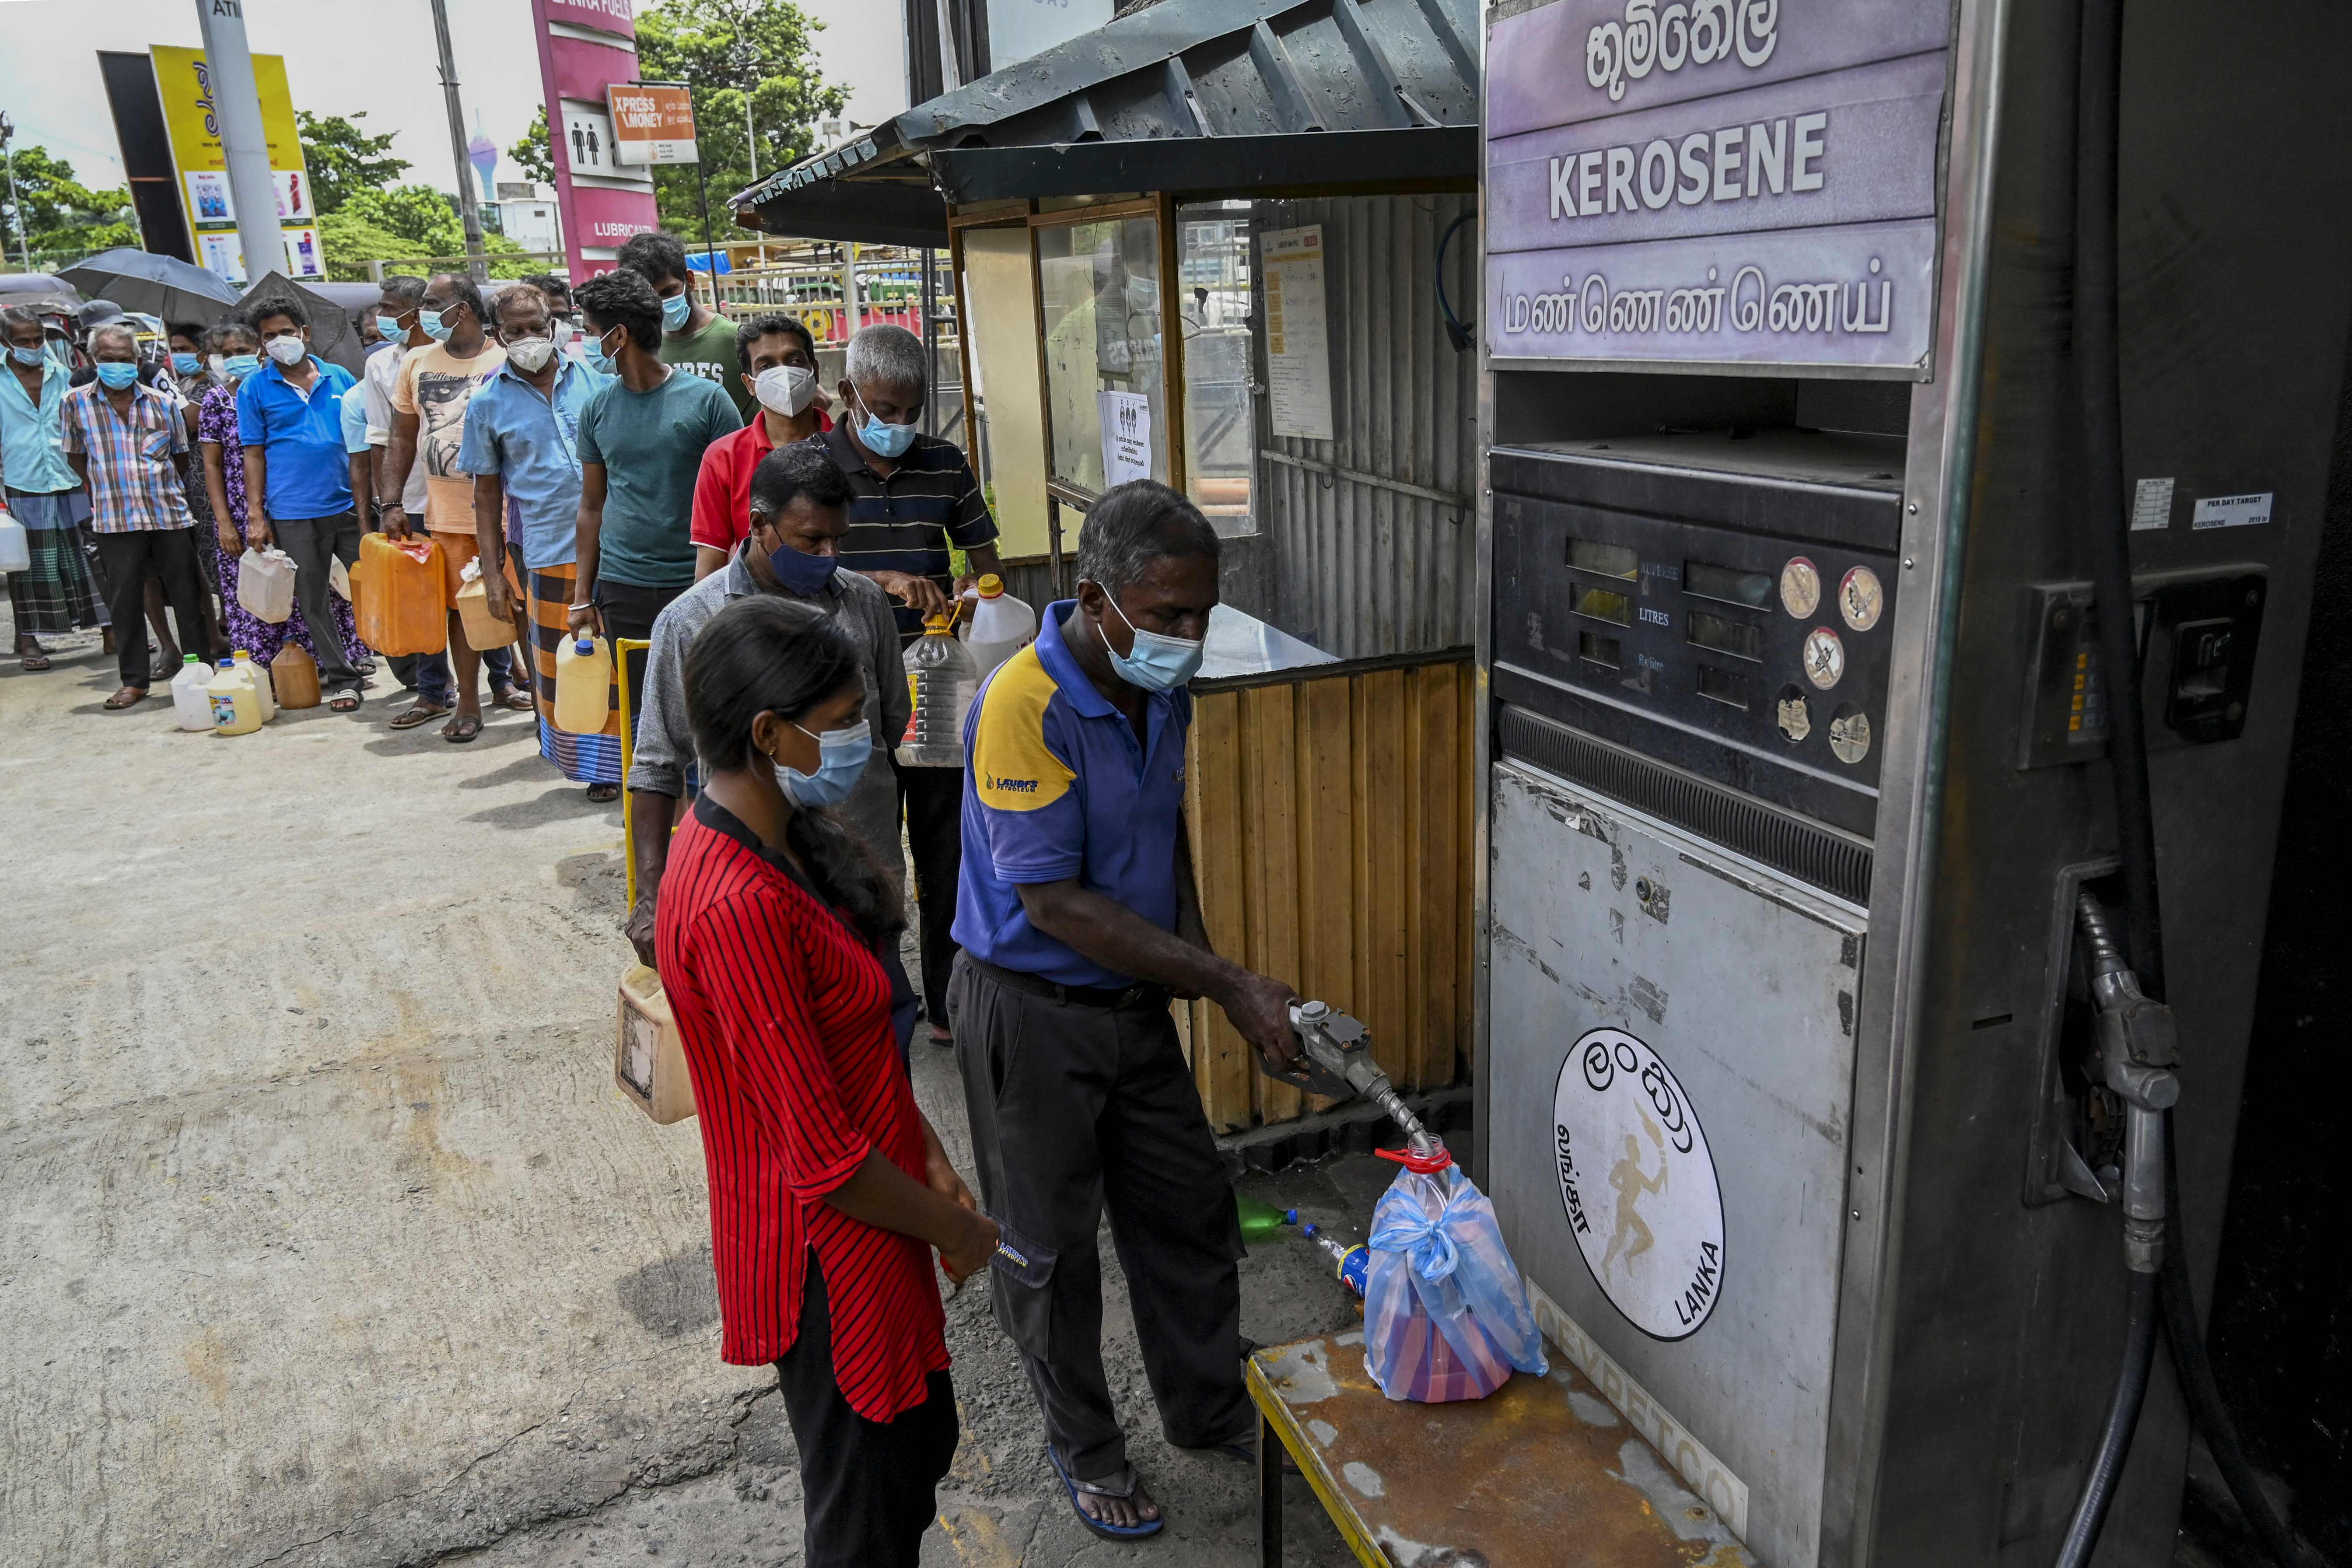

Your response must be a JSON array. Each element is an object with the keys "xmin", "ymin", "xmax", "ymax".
[{"xmin": 62, "ymin": 321, "xmax": 214, "ymax": 710}]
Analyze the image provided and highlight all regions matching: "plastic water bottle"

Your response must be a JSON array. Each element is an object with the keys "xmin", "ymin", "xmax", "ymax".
[
  {"xmin": 1238, "ymin": 1197, "xmax": 1300, "ymax": 1242},
  {"xmin": 1302, "ymin": 1222, "xmax": 1368, "ymax": 1297},
  {"xmin": 170, "ymin": 655, "xmax": 215, "ymax": 731},
  {"xmin": 963, "ymin": 574, "xmax": 1037, "ymax": 678},
  {"xmin": 896, "ymin": 613, "xmax": 977, "ymax": 767}
]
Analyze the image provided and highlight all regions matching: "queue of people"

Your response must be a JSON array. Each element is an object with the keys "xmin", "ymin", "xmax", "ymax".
[{"xmin": 3, "ymin": 253, "xmax": 1309, "ymax": 1567}]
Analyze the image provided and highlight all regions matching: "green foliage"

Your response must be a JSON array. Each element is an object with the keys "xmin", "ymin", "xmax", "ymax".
[
  {"xmin": 509, "ymin": 108, "xmax": 555, "ymax": 185},
  {"xmin": 319, "ymin": 185, "xmax": 538, "ymax": 282},
  {"xmin": 635, "ymin": 0, "xmax": 848, "ymax": 242},
  {"xmin": 295, "ymin": 110, "xmax": 410, "ymax": 216},
  {"xmin": 0, "ymin": 142, "xmax": 139, "ymax": 264}
]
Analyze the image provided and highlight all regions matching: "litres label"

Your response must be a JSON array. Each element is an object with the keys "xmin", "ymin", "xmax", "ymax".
[{"xmin": 1554, "ymin": 1027, "xmax": 1726, "ymax": 1340}]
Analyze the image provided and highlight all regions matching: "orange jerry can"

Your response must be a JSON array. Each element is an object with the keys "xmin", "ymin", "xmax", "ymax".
[{"xmin": 353, "ymin": 533, "xmax": 448, "ymax": 656}]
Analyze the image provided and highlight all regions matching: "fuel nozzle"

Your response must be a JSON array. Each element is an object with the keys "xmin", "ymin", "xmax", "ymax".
[
  {"xmin": 1269, "ymin": 1000, "xmax": 1446, "ymax": 1162},
  {"xmin": 2074, "ymin": 892, "xmax": 2181, "ymax": 1274}
]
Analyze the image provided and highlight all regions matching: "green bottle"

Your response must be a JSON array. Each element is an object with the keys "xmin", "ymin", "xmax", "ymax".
[{"xmin": 1237, "ymin": 1196, "xmax": 1300, "ymax": 1241}]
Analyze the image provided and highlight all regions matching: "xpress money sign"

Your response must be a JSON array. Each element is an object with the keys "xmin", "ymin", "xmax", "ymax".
[{"xmin": 1485, "ymin": 0, "xmax": 1952, "ymax": 373}]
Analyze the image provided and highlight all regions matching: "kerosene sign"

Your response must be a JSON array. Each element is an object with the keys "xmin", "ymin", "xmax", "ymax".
[{"xmin": 1485, "ymin": 0, "xmax": 1952, "ymax": 373}]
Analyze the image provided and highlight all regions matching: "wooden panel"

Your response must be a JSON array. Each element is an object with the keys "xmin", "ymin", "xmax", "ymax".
[{"xmin": 1181, "ymin": 653, "xmax": 1475, "ymax": 1131}]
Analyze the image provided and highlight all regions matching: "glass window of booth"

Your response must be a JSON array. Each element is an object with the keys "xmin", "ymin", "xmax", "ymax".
[
  {"xmin": 1037, "ymin": 214, "xmax": 1168, "ymax": 494},
  {"xmin": 1177, "ymin": 201, "xmax": 1256, "ymax": 537}
]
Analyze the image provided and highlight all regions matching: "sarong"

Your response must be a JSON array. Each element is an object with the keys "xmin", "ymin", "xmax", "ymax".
[
  {"xmin": 524, "ymin": 561, "xmax": 621, "ymax": 786},
  {"xmin": 4, "ymin": 490, "xmax": 105, "ymax": 635}
]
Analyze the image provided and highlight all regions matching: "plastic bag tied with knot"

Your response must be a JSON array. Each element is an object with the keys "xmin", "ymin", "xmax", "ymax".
[{"xmin": 1364, "ymin": 1162, "xmax": 1550, "ymax": 1402}]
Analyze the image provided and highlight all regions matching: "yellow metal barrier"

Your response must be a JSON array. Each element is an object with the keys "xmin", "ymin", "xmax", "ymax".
[{"xmin": 615, "ymin": 637, "xmax": 651, "ymax": 908}]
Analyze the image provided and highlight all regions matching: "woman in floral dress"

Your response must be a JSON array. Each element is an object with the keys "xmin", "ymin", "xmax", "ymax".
[{"xmin": 196, "ymin": 321, "xmax": 366, "ymax": 670}]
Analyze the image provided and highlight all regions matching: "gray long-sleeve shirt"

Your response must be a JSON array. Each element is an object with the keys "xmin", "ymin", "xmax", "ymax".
[{"xmin": 628, "ymin": 549, "xmax": 909, "ymax": 864}]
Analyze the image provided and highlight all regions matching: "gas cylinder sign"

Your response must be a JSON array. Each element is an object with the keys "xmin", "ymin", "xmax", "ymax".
[
  {"xmin": 1554, "ymin": 1027, "xmax": 1726, "ymax": 1340},
  {"xmin": 1485, "ymin": 0, "xmax": 1953, "ymax": 374}
]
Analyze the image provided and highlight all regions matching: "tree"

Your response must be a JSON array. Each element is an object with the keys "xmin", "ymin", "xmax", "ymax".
[
  {"xmin": 509, "ymin": 108, "xmax": 554, "ymax": 185},
  {"xmin": 319, "ymin": 183, "xmax": 536, "ymax": 282},
  {"xmin": 0, "ymin": 142, "xmax": 138, "ymax": 264},
  {"xmin": 296, "ymin": 111, "xmax": 410, "ymax": 216},
  {"xmin": 634, "ymin": 0, "xmax": 847, "ymax": 242}
]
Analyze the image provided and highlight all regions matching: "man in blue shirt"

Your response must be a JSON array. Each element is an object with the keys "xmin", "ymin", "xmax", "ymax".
[
  {"xmin": 948, "ymin": 480, "xmax": 1300, "ymax": 1540},
  {"xmin": 456, "ymin": 284, "xmax": 619, "ymax": 799},
  {"xmin": 237, "ymin": 297, "xmax": 365, "ymax": 711}
]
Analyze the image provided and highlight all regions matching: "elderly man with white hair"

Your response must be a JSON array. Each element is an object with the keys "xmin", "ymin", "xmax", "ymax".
[{"xmin": 810, "ymin": 323, "xmax": 1004, "ymax": 1049}]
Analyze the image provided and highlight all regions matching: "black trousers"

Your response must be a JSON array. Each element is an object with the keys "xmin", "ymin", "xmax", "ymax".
[
  {"xmin": 593, "ymin": 578, "xmax": 682, "ymax": 734},
  {"xmin": 893, "ymin": 760, "xmax": 964, "ymax": 1029},
  {"xmin": 94, "ymin": 528, "xmax": 208, "ymax": 689},
  {"xmin": 948, "ymin": 955, "xmax": 1250, "ymax": 1482},
  {"xmin": 774, "ymin": 1252, "xmax": 959, "ymax": 1568},
  {"xmin": 272, "ymin": 511, "xmax": 364, "ymax": 687}
]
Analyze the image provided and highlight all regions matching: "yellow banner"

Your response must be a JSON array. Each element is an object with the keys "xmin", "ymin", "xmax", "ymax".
[{"xmin": 151, "ymin": 43, "xmax": 319, "ymax": 277}]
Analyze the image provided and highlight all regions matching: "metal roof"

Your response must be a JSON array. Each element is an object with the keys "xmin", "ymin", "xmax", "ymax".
[{"xmin": 734, "ymin": 0, "xmax": 1477, "ymax": 237}]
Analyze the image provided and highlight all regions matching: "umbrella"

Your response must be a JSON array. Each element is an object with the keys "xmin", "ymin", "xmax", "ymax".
[
  {"xmin": 239, "ymin": 272, "xmax": 367, "ymax": 377},
  {"xmin": 56, "ymin": 248, "xmax": 238, "ymax": 331}
]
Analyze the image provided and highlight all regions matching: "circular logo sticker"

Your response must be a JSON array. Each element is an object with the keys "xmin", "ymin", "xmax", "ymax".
[{"xmin": 1554, "ymin": 1029, "xmax": 1726, "ymax": 1340}]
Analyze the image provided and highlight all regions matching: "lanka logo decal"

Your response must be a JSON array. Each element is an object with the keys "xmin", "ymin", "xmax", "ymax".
[
  {"xmin": 1554, "ymin": 1027, "xmax": 1726, "ymax": 1340},
  {"xmin": 985, "ymin": 774, "xmax": 1039, "ymax": 794}
]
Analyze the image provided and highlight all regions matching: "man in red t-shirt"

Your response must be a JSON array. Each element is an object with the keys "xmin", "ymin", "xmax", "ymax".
[{"xmin": 690, "ymin": 313, "xmax": 833, "ymax": 581}]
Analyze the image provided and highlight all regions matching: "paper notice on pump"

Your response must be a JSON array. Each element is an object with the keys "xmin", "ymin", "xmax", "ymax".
[
  {"xmin": 1097, "ymin": 391, "xmax": 1152, "ymax": 487},
  {"xmin": 2193, "ymin": 492, "xmax": 2272, "ymax": 529},
  {"xmin": 2131, "ymin": 477, "xmax": 2175, "ymax": 530},
  {"xmin": 1262, "ymin": 226, "xmax": 1335, "ymax": 441}
]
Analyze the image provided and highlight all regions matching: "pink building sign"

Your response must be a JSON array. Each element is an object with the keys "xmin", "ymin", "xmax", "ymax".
[{"xmin": 531, "ymin": 0, "xmax": 658, "ymax": 277}]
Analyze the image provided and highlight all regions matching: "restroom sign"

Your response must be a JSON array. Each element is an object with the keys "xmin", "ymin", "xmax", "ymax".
[{"xmin": 1554, "ymin": 1027, "xmax": 1727, "ymax": 1340}]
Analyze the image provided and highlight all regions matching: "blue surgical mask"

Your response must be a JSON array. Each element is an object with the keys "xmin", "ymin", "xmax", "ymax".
[
  {"xmin": 1101, "ymin": 591, "xmax": 1204, "ymax": 692},
  {"xmin": 172, "ymin": 352, "xmax": 201, "ymax": 375},
  {"xmin": 779, "ymin": 718, "xmax": 871, "ymax": 809},
  {"xmin": 9, "ymin": 344, "xmax": 44, "ymax": 368},
  {"xmin": 419, "ymin": 308, "xmax": 454, "ymax": 341},
  {"xmin": 221, "ymin": 353, "xmax": 262, "ymax": 382},
  {"xmin": 94, "ymin": 361, "xmax": 140, "ymax": 391},
  {"xmin": 757, "ymin": 529, "xmax": 839, "ymax": 595},
  {"xmin": 584, "ymin": 326, "xmax": 620, "ymax": 377},
  {"xmin": 376, "ymin": 314, "xmax": 406, "ymax": 341},
  {"xmin": 661, "ymin": 292, "xmax": 691, "ymax": 332},
  {"xmin": 851, "ymin": 390, "xmax": 917, "ymax": 459}
]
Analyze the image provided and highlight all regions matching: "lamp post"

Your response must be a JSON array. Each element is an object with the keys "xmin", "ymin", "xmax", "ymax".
[
  {"xmin": 427, "ymin": 0, "xmax": 488, "ymax": 282},
  {"xmin": 0, "ymin": 111, "xmax": 31, "ymax": 271}
]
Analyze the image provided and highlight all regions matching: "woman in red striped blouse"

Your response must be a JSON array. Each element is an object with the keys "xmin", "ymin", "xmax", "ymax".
[{"xmin": 656, "ymin": 595, "xmax": 1000, "ymax": 1568}]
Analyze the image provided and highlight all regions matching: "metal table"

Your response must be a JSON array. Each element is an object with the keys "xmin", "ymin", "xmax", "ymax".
[{"xmin": 1248, "ymin": 1334, "xmax": 1755, "ymax": 1566}]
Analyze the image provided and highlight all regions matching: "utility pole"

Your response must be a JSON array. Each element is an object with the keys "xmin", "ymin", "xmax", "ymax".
[
  {"xmin": 427, "ymin": 0, "xmax": 487, "ymax": 282},
  {"xmin": 0, "ymin": 112, "xmax": 32, "ymax": 271},
  {"xmin": 192, "ymin": 0, "xmax": 283, "ymax": 285}
]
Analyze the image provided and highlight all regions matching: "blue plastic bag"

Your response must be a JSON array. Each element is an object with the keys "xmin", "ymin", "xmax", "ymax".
[{"xmin": 1364, "ymin": 1160, "xmax": 1550, "ymax": 1402}]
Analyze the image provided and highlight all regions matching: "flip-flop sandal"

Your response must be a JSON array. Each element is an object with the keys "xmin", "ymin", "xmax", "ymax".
[
  {"xmin": 327, "ymin": 687, "xmax": 363, "ymax": 713},
  {"xmin": 586, "ymin": 782, "xmax": 620, "ymax": 803},
  {"xmin": 1046, "ymin": 1448, "xmax": 1163, "ymax": 1541},
  {"xmin": 352, "ymin": 659, "xmax": 378, "ymax": 678},
  {"xmin": 493, "ymin": 684, "xmax": 535, "ymax": 712},
  {"xmin": 388, "ymin": 703, "xmax": 448, "ymax": 730},
  {"xmin": 103, "ymin": 687, "xmax": 148, "ymax": 710},
  {"xmin": 19, "ymin": 654, "xmax": 51, "ymax": 671},
  {"xmin": 442, "ymin": 713, "xmax": 484, "ymax": 743}
]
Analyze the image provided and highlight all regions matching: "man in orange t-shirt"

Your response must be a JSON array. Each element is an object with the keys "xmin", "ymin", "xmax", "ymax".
[{"xmin": 689, "ymin": 312, "xmax": 832, "ymax": 582}]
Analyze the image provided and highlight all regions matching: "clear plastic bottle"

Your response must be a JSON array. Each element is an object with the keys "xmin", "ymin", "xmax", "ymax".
[
  {"xmin": 896, "ymin": 613, "xmax": 977, "ymax": 767},
  {"xmin": 1302, "ymin": 1222, "xmax": 1368, "ymax": 1297},
  {"xmin": 963, "ymin": 574, "xmax": 1037, "ymax": 678}
]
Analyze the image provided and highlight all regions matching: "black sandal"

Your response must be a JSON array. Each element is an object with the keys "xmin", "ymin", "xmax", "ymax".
[{"xmin": 587, "ymin": 781, "xmax": 620, "ymax": 802}]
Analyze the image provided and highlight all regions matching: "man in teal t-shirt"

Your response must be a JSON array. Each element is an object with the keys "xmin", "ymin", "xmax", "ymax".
[{"xmin": 570, "ymin": 268, "xmax": 740, "ymax": 718}]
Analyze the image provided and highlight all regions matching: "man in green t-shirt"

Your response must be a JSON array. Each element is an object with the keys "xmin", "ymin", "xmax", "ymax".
[
  {"xmin": 568, "ymin": 267, "xmax": 742, "ymax": 721},
  {"xmin": 617, "ymin": 232, "xmax": 757, "ymax": 424}
]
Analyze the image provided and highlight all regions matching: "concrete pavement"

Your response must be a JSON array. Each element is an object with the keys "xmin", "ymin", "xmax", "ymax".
[{"xmin": 2, "ymin": 627, "xmax": 1360, "ymax": 1568}]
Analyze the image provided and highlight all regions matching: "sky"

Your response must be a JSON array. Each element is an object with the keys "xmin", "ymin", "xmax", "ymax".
[{"xmin": 0, "ymin": 0, "xmax": 908, "ymax": 201}]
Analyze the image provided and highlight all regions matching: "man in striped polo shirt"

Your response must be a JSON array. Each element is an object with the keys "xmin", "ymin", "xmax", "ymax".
[{"xmin": 812, "ymin": 324, "xmax": 1004, "ymax": 1048}]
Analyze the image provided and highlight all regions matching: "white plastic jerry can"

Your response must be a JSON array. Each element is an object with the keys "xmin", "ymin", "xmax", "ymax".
[
  {"xmin": 170, "ymin": 655, "xmax": 215, "ymax": 732},
  {"xmin": 207, "ymin": 659, "xmax": 263, "ymax": 736}
]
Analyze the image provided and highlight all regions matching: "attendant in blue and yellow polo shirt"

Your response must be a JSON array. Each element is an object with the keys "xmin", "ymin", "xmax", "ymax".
[{"xmin": 946, "ymin": 480, "xmax": 1302, "ymax": 1542}]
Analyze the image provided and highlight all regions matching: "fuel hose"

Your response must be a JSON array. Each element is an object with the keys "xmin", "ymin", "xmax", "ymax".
[{"xmin": 2058, "ymin": 0, "xmax": 2317, "ymax": 1559}]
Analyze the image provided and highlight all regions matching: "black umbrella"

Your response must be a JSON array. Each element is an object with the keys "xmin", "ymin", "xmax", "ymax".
[
  {"xmin": 239, "ymin": 272, "xmax": 367, "ymax": 377},
  {"xmin": 56, "ymin": 248, "xmax": 239, "ymax": 331}
]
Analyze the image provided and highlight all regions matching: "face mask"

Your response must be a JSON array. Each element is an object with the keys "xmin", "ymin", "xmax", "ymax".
[
  {"xmin": 419, "ymin": 308, "xmax": 455, "ymax": 342},
  {"xmin": 756, "ymin": 525, "xmax": 839, "ymax": 595},
  {"xmin": 661, "ymin": 292, "xmax": 692, "ymax": 332},
  {"xmin": 1101, "ymin": 590, "xmax": 1204, "ymax": 692},
  {"xmin": 94, "ymin": 361, "xmax": 140, "ymax": 391},
  {"xmin": 264, "ymin": 335, "xmax": 308, "ymax": 367},
  {"xmin": 851, "ymin": 390, "xmax": 918, "ymax": 459},
  {"xmin": 10, "ymin": 344, "xmax": 46, "ymax": 368},
  {"xmin": 220, "ymin": 353, "xmax": 262, "ymax": 382},
  {"xmin": 504, "ymin": 336, "xmax": 556, "ymax": 373},
  {"xmin": 172, "ymin": 352, "xmax": 201, "ymax": 376},
  {"xmin": 752, "ymin": 364, "xmax": 820, "ymax": 417},
  {"xmin": 584, "ymin": 327, "xmax": 620, "ymax": 376},
  {"xmin": 777, "ymin": 718, "xmax": 871, "ymax": 809},
  {"xmin": 376, "ymin": 314, "xmax": 406, "ymax": 341}
]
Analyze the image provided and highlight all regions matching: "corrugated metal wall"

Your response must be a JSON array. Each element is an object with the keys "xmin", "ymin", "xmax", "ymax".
[{"xmin": 1254, "ymin": 193, "xmax": 1480, "ymax": 660}]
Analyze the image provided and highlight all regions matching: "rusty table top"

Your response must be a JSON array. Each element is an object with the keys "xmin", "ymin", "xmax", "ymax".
[{"xmin": 1247, "ymin": 1332, "xmax": 1754, "ymax": 1568}]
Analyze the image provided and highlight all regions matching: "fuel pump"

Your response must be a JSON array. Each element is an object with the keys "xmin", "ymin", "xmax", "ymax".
[{"xmin": 1475, "ymin": 0, "xmax": 2352, "ymax": 1563}]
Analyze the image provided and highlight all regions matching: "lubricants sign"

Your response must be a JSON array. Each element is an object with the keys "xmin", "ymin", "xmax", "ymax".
[{"xmin": 1484, "ymin": 0, "xmax": 1952, "ymax": 374}]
